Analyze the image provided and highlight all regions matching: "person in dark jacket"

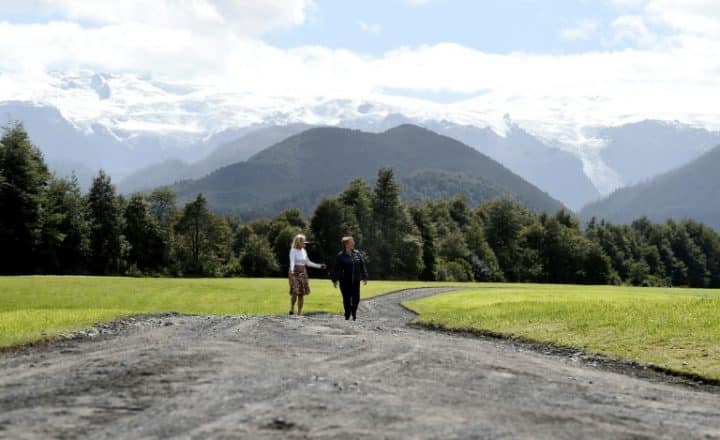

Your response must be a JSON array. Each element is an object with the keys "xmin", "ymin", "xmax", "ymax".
[{"xmin": 331, "ymin": 236, "xmax": 368, "ymax": 321}]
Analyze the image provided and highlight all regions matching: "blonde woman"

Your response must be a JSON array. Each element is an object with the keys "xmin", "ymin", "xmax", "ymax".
[{"xmin": 289, "ymin": 234, "xmax": 326, "ymax": 315}]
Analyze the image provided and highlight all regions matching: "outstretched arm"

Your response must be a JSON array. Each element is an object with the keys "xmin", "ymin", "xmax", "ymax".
[{"xmin": 306, "ymin": 255, "xmax": 324, "ymax": 270}]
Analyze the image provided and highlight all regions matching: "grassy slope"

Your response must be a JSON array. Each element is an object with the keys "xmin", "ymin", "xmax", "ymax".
[
  {"xmin": 0, "ymin": 276, "xmax": 435, "ymax": 348},
  {"xmin": 405, "ymin": 284, "xmax": 720, "ymax": 380}
]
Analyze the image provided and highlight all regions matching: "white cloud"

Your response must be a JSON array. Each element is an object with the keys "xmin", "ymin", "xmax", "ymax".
[
  {"xmin": 610, "ymin": 15, "xmax": 659, "ymax": 47},
  {"xmin": 1, "ymin": 0, "xmax": 720, "ymax": 192},
  {"xmin": 0, "ymin": 0, "xmax": 314, "ymax": 35},
  {"xmin": 609, "ymin": 0, "xmax": 720, "ymax": 46},
  {"xmin": 358, "ymin": 21, "xmax": 382, "ymax": 34},
  {"xmin": 559, "ymin": 20, "xmax": 600, "ymax": 41},
  {"xmin": 2, "ymin": 20, "xmax": 718, "ymax": 128},
  {"xmin": 644, "ymin": 0, "xmax": 720, "ymax": 38}
]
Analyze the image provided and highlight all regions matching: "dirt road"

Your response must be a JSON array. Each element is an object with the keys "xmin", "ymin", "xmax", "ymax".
[{"xmin": 1, "ymin": 288, "xmax": 719, "ymax": 439}]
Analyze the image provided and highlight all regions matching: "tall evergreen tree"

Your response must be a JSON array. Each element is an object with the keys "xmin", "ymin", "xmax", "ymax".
[
  {"xmin": 310, "ymin": 197, "xmax": 356, "ymax": 267},
  {"xmin": 479, "ymin": 199, "xmax": 530, "ymax": 281},
  {"xmin": 339, "ymin": 179, "xmax": 373, "ymax": 248},
  {"xmin": 124, "ymin": 194, "xmax": 165, "ymax": 272},
  {"xmin": 581, "ymin": 240, "xmax": 616, "ymax": 285},
  {"xmin": 175, "ymin": 194, "xmax": 212, "ymax": 273},
  {"xmin": 671, "ymin": 221, "xmax": 710, "ymax": 287},
  {"xmin": 0, "ymin": 124, "xmax": 50, "ymax": 273},
  {"xmin": 148, "ymin": 187, "xmax": 178, "ymax": 269},
  {"xmin": 398, "ymin": 234, "xmax": 425, "ymax": 279},
  {"xmin": 203, "ymin": 215, "xmax": 234, "ymax": 276},
  {"xmin": 371, "ymin": 168, "xmax": 407, "ymax": 278},
  {"xmin": 411, "ymin": 206, "xmax": 437, "ymax": 281},
  {"xmin": 148, "ymin": 187, "xmax": 178, "ymax": 229},
  {"xmin": 540, "ymin": 217, "xmax": 583, "ymax": 283},
  {"xmin": 465, "ymin": 219, "xmax": 503, "ymax": 281},
  {"xmin": 87, "ymin": 170, "xmax": 125, "ymax": 274},
  {"xmin": 40, "ymin": 174, "xmax": 90, "ymax": 273},
  {"xmin": 448, "ymin": 197, "xmax": 471, "ymax": 228},
  {"xmin": 233, "ymin": 224, "xmax": 254, "ymax": 256}
]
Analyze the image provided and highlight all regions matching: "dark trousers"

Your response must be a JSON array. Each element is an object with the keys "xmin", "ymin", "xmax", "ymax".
[{"xmin": 340, "ymin": 281, "xmax": 361, "ymax": 318}]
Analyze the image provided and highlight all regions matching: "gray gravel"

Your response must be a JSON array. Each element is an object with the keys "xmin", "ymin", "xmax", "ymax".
[{"xmin": 1, "ymin": 287, "xmax": 719, "ymax": 439}]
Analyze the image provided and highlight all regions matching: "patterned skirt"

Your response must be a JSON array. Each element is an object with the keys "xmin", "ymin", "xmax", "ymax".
[{"xmin": 289, "ymin": 266, "xmax": 311, "ymax": 296}]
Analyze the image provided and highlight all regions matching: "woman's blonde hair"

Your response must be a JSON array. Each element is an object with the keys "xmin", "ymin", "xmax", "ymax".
[
  {"xmin": 341, "ymin": 236, "xmax": 354, "ymax": 248},
  {"xmin": 292, "ymin": 234, "xmax": 307, "ymax": 249}
]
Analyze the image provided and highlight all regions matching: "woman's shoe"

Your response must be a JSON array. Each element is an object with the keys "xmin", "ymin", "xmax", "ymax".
[{"xmin": 289, "ymin": 310, "xmax": 294, "ymax": 315}]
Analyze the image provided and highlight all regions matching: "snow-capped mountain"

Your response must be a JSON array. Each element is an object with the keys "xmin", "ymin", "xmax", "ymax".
[{"xmin": 2, "ymin": 70, "xmax": 720, "ymax": 204}]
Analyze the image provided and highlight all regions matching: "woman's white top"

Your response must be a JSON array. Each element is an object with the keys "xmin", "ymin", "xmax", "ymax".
[{"xmin": 289, "ymin": 248, "xmax": 321, "ymax": 272}]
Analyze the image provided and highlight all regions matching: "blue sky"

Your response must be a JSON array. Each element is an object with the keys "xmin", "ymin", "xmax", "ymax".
[
  {"xmin": 265, "ymin": 0, "xmax": 636, "ymax": 54},
  {"xmin": 1, "ymin": 0, "xmax": 651, "ymax": 55}
]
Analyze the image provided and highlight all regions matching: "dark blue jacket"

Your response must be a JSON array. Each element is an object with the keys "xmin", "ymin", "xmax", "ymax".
[{"xmin": 331, "ymin": 250, "xmax": 368, "ymax": 284}]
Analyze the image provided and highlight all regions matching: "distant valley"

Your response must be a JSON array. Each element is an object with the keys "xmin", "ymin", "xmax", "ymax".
[{"xmin": 580, "ymin": 144, "xmax": 720, "ymax": 230}]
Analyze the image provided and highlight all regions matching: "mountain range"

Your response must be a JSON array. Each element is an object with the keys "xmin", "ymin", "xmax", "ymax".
[
  {"xmin": 0, "ymin": 101, "xmax": 255, "ymax": 188},
  {"xmin": 4, "ymin": 71, "xmax": 720, "ymax": 216},
  {"xmin": 121, "ymin": 115, "xmax": 598, "ymax": 209},
  {"xmin": 580, "ymin": 145, "xmax": 720, "ymax": 230},
  {"xmin": 172, "ymin": 124, "xmax": 565, "ymax": 217}
]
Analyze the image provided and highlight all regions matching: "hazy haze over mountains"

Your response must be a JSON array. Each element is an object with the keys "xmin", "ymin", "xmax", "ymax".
[
  {"xmin": 593, "ymin": 121, "xmax": 720, "ymax": 188},
  {"xmin": 119, "ymin": 123, "xmax": 313, "ymax": 193},
  {"xmin": 0, "ymin": 99, "xmax": 249, "ymax": 187}
]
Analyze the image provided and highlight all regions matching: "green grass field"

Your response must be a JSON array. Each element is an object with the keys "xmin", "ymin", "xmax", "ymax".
[
  {"xmin": 404, "ymin": 284, "xmax": 720, "ymax": 380},
  {"xmin": 0, "ymin": 276, "xmax": 432, "ymax": 348},
  {"xmin": 2, "ymin": 278, "xmax": 719, "ymax": 381}
]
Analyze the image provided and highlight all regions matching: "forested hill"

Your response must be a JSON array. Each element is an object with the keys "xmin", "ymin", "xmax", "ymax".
[
  {"xmin": 173, "ymin": 124, "xmax": 564, "ymax": 216},
  {"xmin": 580, "ymin": 144, "xmax": 720, "ymax": 230}
]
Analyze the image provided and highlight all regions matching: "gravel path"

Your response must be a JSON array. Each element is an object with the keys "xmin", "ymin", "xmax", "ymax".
[{"xmin": 1, "ymin": 287, "xmax": 719, "ymax": 439}]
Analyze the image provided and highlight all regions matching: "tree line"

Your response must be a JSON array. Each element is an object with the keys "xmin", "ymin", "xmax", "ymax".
[{"xmin": 2, "ymin": 123, "xmax": 720, "ymax": 287}]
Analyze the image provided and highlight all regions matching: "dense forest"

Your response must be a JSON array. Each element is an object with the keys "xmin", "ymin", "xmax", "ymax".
[{"xmin": 2, "ymin": 123, "xmax": 720, "ymax": 288}]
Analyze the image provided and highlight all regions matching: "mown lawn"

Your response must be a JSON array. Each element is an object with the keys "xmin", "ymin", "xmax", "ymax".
[
  {"xmin": 0, "ymin": 276, "xmax": 435, "ymax": 348},
  {"xmin": 404, "ymin": 284, "xmax": 720, "ymax": 380}
]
